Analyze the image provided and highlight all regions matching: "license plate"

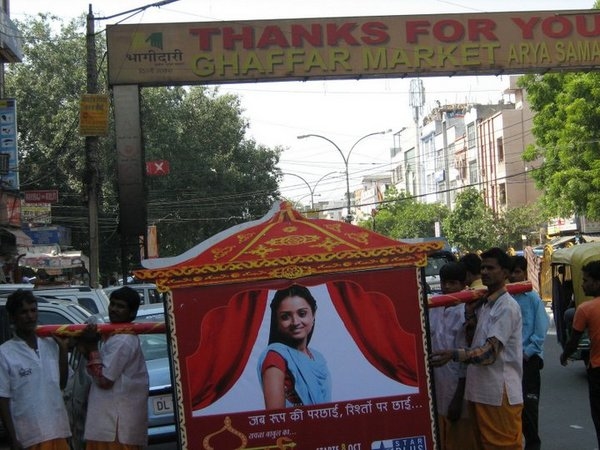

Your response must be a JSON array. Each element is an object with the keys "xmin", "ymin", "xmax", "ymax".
[{"xmin": 152, "ymin": 394, "xmax": 173, "ymax": 415}]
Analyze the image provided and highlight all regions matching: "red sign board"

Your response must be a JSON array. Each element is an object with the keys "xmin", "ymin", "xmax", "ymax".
[
  {"xmin": 24, "ymin": 190, "xmax": 59, "ymax": 204},
  {"xmin": 134, "ymin": 202, "xmax": 440, "ymax": 450},
  {"xmin": 146, "ymin": 160, "xmax": 170, "ymax": 176}
]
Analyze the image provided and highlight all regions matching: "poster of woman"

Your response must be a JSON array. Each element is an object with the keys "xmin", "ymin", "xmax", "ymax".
[
  {"xmin": 187, "ymin": 280, "xmax": 420, "ymax": 417},
  {"xmin": 135, "ymin": 202, "xmax": 439, "ymax": 449}
]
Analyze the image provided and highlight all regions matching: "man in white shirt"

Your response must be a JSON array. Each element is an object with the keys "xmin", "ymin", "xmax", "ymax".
[
  {"xmin": 0, "ymin": 289, "xmax": 71, "ymax": 449},
  {"xmin": 77, "ymin": 286, "xmax": 148, "ymax": 450},
  {"xmin": 432, "ymin": 247, "xmax": 523, "ymax": 450}
]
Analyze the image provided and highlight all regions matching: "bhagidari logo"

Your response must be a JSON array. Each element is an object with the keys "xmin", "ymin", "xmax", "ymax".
[
  {"xmin": 130, "ymin": 32, "xmax": 164, "ymax": 51},
  {"xmin": 371, "ymin": 436, "xmax": 426, "ymax": 450}
]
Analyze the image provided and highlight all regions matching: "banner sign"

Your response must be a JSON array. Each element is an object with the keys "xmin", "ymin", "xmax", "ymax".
[
  {"xmin": 21, "ymin": 203, "xmax": 51, "ymax": 225},
  {"xmin": 0, "ymin": 98, "xmax": 18, "ymax": 189},
  {"xmin": 168, "ymin": 272, "xmax": 435, "ymax": 450},
  {"xmin": 24, "ymin": 190, "xmax": 59, "ymax": 204},
  {"xmin": 146, "ymin": 159, "xmax": 170, "ymax": 176},
  {"xmin": 79, "ymin": 94, "xmax": 109, "ymax": 136},
  {"xmin": 107, "ymin": 10, "xmax": 600, "ymax": 86}
]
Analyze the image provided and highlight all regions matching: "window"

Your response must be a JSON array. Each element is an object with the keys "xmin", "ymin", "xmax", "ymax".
[
  {"xmin": 497, "ymin": 137, "xmax": 504, "ymax": 162},
  {"xmin": 436, "ymin": 147, "xmax": 444, "ymax": 171},
  {"xmin": 0, "ymin": 153, "xmax": 9, "ymax": 175},
  {"xmin": 394, "ymin": 164, "xmax": 403, "ymax": 183},
  {"xmin": 499, "ymin": 183, "xmax": 507, "ymax": 205},
  {"xmin": 38, "ymin": 311, "xmax": 72, "ymax": 325},
  {"xmin": 457, "ymin": 158, "xmax": 467, "ymax": 180},
  {"xmin": 469, "ymin": 161, "xmax": 478, "ymax": 184},
  {"xmin": 467, "ymin": 123, "xmax": 476, "ymax": 149}
]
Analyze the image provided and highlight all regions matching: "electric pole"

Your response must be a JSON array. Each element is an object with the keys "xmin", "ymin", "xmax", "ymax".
[{"xmin": 86, "ymin": 4, "xmax": 100, "ymax": 287}]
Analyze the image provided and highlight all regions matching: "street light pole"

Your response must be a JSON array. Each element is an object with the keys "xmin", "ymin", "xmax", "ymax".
[
  {"xmin": 297, "ymin": 131, "xmax": 390, "ymax": 222},
  {"xmin": 284, "ymin": 171, "xmax": 339, "ymax": 210}
]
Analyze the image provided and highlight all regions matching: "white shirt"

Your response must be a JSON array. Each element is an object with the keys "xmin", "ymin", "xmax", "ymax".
[
  {"xmin": 0, "ymin": 336, "xmax": 71, "ymax": 448},
  {"xmin": 429, "ymin": 304, "xmax": 468, "ymax": 415},
  {"xmin": 84, "ymin": 333, "xmax": 149, "ymax": 445},
  {"xmin": 465, "ymin": 291, "xmax": 523, "ymax": 406}
]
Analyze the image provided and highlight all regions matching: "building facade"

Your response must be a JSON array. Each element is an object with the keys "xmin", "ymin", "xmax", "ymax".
[{"xmin": 383, "ymin": 76, "xmax": 541, "ymax": 217}]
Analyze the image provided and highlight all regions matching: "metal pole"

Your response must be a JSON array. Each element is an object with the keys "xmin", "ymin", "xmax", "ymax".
[
  {"xmin": 284, "ymin": 173, "xmax": 314, "ymax": 210},
  {"xmin": 298, "ymin": 132, "xmax": 388, "ymax": 223},
  {"xmin": 86, "ymin": 5, "xmax": 100, "ymax": 287},
  {"xmin": 284, "ymin": 171, "xmax": 339, "ymax": 211}
]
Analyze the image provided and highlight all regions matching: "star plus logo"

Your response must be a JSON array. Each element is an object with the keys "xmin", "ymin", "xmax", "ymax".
[{"xmin": 371, "ymin": 436, "xmax": 426, "ymax": 450}]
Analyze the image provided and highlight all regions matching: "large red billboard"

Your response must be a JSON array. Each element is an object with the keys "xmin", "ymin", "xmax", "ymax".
[{"xmin": 136, "ymin": 202, "xmax": 443, "ymax": 450}]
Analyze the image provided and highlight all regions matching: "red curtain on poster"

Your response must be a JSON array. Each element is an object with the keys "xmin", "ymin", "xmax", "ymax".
[
  {"xmin": 188, "ymin": 289, "xmax": 268, "ymax": 408},
  {"xmin": 327, "ymin": 280, "xmax": 418, "ymax": 386},
  {"xmin": 187, "ymin": 279, "xmax": 418, "ymax": 410}
]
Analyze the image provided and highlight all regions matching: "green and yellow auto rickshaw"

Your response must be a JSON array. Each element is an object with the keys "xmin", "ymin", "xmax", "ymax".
[{"xmin": 551, "ymin": 242, "xmax": 600, "ymax": 364}]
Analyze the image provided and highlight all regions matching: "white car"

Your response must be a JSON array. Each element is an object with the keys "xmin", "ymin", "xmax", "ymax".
[{"xmin": 104, "ymin": 283, "xmax": 165, "ymax": 306}]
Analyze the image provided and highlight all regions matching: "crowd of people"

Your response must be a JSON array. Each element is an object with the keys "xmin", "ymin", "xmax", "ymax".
[
  {"xmin": 0, "ymin": 286, "xmax": 148, "ymax": 450},
  {"xmin": 430, "ymin": 247, "xmax": 550, "ymax": 450},
  {"xmin": 3, "ymin": 244, "xmax": 600, "ymax": 450}
]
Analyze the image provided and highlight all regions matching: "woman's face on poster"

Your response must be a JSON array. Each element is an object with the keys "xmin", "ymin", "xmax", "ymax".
[{"xmin": 276, "ymin": 295, "xmax": 315, "ymax": 346}]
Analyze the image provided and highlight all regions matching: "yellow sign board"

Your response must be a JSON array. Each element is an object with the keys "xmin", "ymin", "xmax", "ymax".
[
  {"xmin": 79, "ymin": 94, "xmax": 109, "ymax": 136},
  {"xmin": 107, "ymin": 10, "xmax": 600, "ymax": 86}
]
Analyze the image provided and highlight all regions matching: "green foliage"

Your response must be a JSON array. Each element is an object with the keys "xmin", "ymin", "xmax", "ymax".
[
  {"xmin": 441, "ymin": 188, "xmax": 498, "ymax": 252},
  {"xmin": 365, "ymin": 187, "xmax": 450, "ymax": 239},
  {"xmin": 518, "ymin": 72, "xmax": 600, "ymax": 220},
  {"xmin": 7, "ymin": 14, "xmax": 281, "ymax": 279},
  {"xmin": 141, "ymin": 86, "xmax": 281, "ymax": 254},
  {"xmin": 6, "ymin": 14, "xmax": 121, "ymax": 271},
  {"xmin": 496, "ymin": 204, "xmax": 545, "ymax": 249},
  {"xmin": 442, "ymin": 188, "xmax": 544, "ymax": 252}
]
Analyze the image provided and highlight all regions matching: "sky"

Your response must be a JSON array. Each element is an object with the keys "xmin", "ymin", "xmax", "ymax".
[{"xmin": 12, "ymin": 0, "xmax": 596, "ymax": 205}]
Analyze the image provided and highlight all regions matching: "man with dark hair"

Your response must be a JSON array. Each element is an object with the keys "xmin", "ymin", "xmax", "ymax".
[
  {"xmin": 77, "ymin": 286, "xmax": 148, "ymax": 450},
  {"xmin": 560, "ymin": 260, "xmax": 600, "ymax": 448},
  {"xmin": 459, "ymin": 253, "xmax": 485, "ymax": 289},
  {"xmin": 432, "ymin": 247, "xmax": 523, "ymax": 450},
  {"xmin": 510, "ymin": 255, "xmax": 549, "ymax": 450},
  {"xmin": 430, "ymin": 262, "xmax": 478, "ymax": 450},
  {"xmin": 0, "ymin": 289, "xmax": 71, "ymax": 449}
]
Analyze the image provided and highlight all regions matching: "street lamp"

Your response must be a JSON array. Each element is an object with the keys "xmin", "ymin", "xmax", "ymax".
[
  {"xmin": 283, "ymin": 171, "xmax": 339, "ymax": 211},
  {"xmin": 297, "ymin": 130, "xmax": 391, "ymax": 222}
]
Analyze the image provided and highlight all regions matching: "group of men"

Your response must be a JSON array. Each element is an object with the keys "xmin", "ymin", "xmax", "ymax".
[
  {"xmin": 430, "ymin": 247, "xmax": 550, "ymax": 450},
  {"xmin": 0, "ymin": 286, "xmax": 148, "ymax": 450}
]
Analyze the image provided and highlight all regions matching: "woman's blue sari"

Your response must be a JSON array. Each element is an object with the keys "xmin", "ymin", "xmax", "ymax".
[{"xmin": 258, "ymin": 342, "xmax": 332, "ymax": 407}]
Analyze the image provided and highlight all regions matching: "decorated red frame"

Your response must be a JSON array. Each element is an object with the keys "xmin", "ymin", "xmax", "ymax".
[{"xmin": 135, "ymin": 201, "xmax": 443, "ymax": 450}]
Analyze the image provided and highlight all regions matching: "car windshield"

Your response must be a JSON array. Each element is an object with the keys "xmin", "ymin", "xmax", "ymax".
[
  {"xmin": 425, "ymin": 256, "xmax": 447, "ymax": 277},
  {"xmin": 136, "ymin": 309, "xmax": 167, "ymax": 361},
  {"xmin": 139, "ymin": 333, "xmax": 168, "ymax": 361}
]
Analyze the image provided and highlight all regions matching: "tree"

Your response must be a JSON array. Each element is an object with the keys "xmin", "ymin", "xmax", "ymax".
[
  {"xmin": 442, "ymin": 187, "xmax": 498, "ymax": 252},
  {"xmin": 141, "ymin": 86, "xmax": 281, "ymax": 255},
  {"xmin": 366, "ymin": 187, "xmax": 450, "ymax": 239},
  {"xmin": 6, "ymin": 13, "xmax": 121, "ymax": 272},
  {"xmin": 519, "ymin": 71, "xmax": 600, "ymax": 220},
  {"xmin": 7, "ymin": 14, "xmax": 282, "ymax": 279},
  {"xmin": 496, "ymin": 204, "xmax": 545, "ymax": 250}
]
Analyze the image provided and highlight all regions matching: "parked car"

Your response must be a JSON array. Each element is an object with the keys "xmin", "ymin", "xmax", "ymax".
[
  {"xmin": 424, "ymin": 249, "xmax": 457, "ymax": 294},
  {"xmin": 401, "ymin": 238, "xmax": 456, "ymax": 294},
  {"xmin": 0, "ymin": 285, "xmax": 109, "ymax": 315},
  {"xmin": 135, "ymin": 304, "xmax": 175, "ymax": 444},
  {"xmin": 0, "ymin": 296, "xmax": 92, "ymax": 345},
  {"xmin": 104, "ymin": 283, "xmax": 165, "ymax": 306}
]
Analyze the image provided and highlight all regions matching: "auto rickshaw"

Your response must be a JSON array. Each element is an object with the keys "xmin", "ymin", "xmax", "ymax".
[{"xmin": 551, "ymin": 242, "xmax": 600, "ymax": 363}]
